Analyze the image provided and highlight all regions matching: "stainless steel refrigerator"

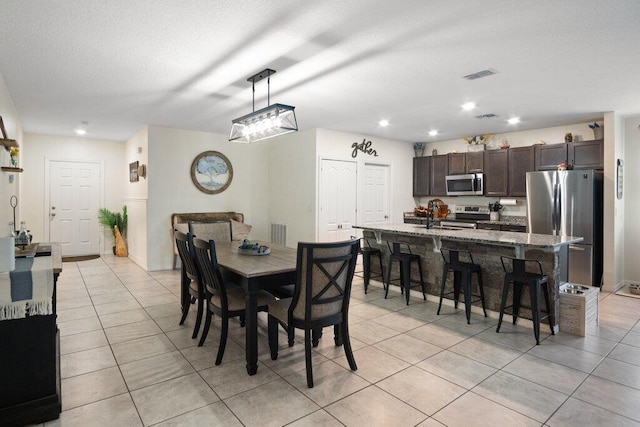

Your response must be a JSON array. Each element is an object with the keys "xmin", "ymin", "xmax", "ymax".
[{"xmin": 526, "ymin": 169, "xmax": 603, "ymax": 287}]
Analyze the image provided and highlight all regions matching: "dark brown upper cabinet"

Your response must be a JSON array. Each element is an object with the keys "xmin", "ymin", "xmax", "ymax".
[
  {"xmin": 484, "ymin": 150, "xmax": 508, "ymax": 197},
  {"xmin": 448, "ymin": 153, "xmax": 466, "ymax": 175},
  {"xmin": 535, "ymin": 143, "xmax": 567, "ymax": 170},
  {"xmin": 413, "ymin": 156, "xmax": 431, "ymax": 197},
  {"xmin": 430, "ymin": 154, "xmax": 449, "ymax": 196},
  {"xmin": 465, "ymin": 151, "xmax": 484, "ymax": 173},
  {"xmin": 568, "ymin": 139, "xmax": 604, "ymax": 169},
  {"xmin": 508, "ymin": 146, "xmax": 535, "ymax": 196}
]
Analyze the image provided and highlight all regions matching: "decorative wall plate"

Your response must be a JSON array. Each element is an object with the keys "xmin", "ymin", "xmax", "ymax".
[{"xmin": 190, "ymin": 151, "xmax": 233, "ymax": 194}]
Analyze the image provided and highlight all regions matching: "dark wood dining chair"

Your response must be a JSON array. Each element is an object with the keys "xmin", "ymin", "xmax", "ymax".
[
  {"xmin": 192, "ymin": 237, "xmax": 275, "ymax": 364},
  {"xmin": 267, "ymin": 239, "xmax": 360, "ymax": 388},
  {"xmin": 174, "ymin": 230, "xmax": 205, "ymax": 339}
]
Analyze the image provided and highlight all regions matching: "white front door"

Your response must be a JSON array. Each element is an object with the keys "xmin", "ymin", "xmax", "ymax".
[
  {"xmin": 319, "ymin": 159, "xmax": 357, "ymax": 242},
  {"xmin": 49, "ymin": 160, "xmax": 101, "ymax": 256},
  {"xmin": 363, "ymin": 163, "xmax": 390, "ymax": 227}
]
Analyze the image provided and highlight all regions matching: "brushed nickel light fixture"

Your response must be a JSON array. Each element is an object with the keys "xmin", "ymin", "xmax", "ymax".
[{"xmin": 229, "ymin": 69, "xmax": 298, "ymax": 143}]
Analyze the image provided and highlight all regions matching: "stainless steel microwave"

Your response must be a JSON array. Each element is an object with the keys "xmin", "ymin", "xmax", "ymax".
[{"xmin": 445, "ymin": 173, "xmax": 484, "ymax": 196}]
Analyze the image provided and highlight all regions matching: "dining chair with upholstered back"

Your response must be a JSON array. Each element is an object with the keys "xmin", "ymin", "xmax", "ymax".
[
  {"xmin": 267, "ymin": 239, "xmax": 360, "ymax": 388},
  {"xmin": 174, "ymin": 230, "xmax": 205, "ymax": 339},
  {"xmin": 188, "ymin": 220, "xmax": 232, "ymax": 245},
  {"xmin": 192, "ymin": 237, "xmax": 275, "ymax": 364}
]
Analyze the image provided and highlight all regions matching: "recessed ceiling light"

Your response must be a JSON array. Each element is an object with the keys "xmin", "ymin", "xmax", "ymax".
[
  {"xmin": 378, "ymin": 119, "xmax": 389, "ymax": 127},
  {"xmin": 75, "ymin": 121, "xmax": 89, "ymax": 136},
  {"xmin": 461, "ymin": 102, "xmax": 476, "ymax": 111},
  {"xmin": 428, "ymin": 130, "xmax": 438, "ymax": 136},
  {"xmin": 507, "ymin": 117, "xmax": 520, "ymax": 124}
]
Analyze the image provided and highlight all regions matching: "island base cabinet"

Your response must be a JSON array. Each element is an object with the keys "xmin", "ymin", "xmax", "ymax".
[{"xmin": 0, "ymin": 315, "xmax": 61, "ymax": 426}]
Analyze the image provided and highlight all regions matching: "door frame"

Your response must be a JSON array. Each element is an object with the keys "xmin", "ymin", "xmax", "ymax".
[{"xmin": 44, "ymin": 158, "xmax": 105, "ymax": 252}]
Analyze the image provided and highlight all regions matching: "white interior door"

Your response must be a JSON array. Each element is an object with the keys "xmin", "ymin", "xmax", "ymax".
[
  {"xmin": 49, "ymin": 161, "xmax": 101, "ymax": 256},
  {"xmin": 319, "ymin": 159, "xmax": 357, "ymax": 242},
  {"xmin": 363, "ymin": 163, "xmax": 390, "ymax": 227}
]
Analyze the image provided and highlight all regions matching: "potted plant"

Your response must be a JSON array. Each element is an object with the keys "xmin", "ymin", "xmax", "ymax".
[{"xmin": 98, "ymin": 206, "xmax": 128, "ymax": 256}]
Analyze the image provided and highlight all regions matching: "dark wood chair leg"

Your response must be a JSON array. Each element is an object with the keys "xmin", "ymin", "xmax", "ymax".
[
  {"xmin": 401, "ymin": 259, "xmax": 411, "ymax": 305},
  {"xmin": 417, "ymin": 260, "xmax": 426, "ymax": 300},
  {"xmin": 198, "ymin": 309, "xmax": 212, "ymax": 347},
  {"xmin": 304, "ymin": 329, "xmax": 314, "ymax": 388},
  {"xmin": 239, "ymin": 313, "xmax": 245, "ymax": 327},
  {"xmin": 362, "ymin": 252, "xmax": 371, "ymax": 294},
  {"xmin": 453, "ymin": 270, "xmax": 461, "ymax": 309},
  {"xmin": 215, "ymin": 315, "xmax": 229, "ymax": 365},
  {"xmin": 268, "ymin": 315, "xmax": 279, "ymax": 360},
  {"xmin": 334, "ymin": 324, "xmax": 343, "ymax": 346},
  {"xmin": 312, "ymin": 328, "xmax": 322, "ymax": 347},
  {"xmin": 341, "ymin": 320, "xmax": 357, "ymax": 372},
  {"xmin": 385, "ymin": 257, "xmax": 393, "ymax": 299},
  {"xmin": 179, "ymin": 298, "xmax": 190, "ymax": 325},
  {"xmin": 192, "ymin": 296, "xmax": 204, "ymax": 339}
]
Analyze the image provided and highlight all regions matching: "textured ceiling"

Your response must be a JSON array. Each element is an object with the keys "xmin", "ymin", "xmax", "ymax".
[{"xmin": 1, "ymin": 0, "xmax": 639, "ymax": 142}]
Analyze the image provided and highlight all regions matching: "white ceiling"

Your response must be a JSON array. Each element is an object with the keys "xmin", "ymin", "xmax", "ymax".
[{"xmin": 1, "ymin": 0, "xmax": 639, "ymax": 143}]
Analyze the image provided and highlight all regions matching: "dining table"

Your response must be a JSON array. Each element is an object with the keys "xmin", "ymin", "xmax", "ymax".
[{"xmin": 213, "ymin": 241, "xmax": 298, "ymax": 375}]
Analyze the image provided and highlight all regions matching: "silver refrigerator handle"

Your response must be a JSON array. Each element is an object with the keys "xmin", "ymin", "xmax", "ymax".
[
  {"xmin": 556, "ymin": 183, "xmax": 562, "ymax": 235},
  {"xmin": 552, "ymin": 184, "xmax": 558, "ymax": 235}
]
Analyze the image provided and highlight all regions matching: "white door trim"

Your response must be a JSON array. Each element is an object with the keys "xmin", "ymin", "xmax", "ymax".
[{"xmin": 44, "ymin": 158, "xmax": 105, "ymax": 251}]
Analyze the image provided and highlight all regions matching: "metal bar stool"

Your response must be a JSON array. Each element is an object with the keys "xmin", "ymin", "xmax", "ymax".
[
  {"xmin": 437, "ymin": 249, "xmax": 487, "ymax": 324},
  {"xmin": 352, "ymin": 236, "xmax": 385, "ymax": 294},
  {"xmin": 384, "ymin": 241, "xmax": 426, "ymax": 305},
  {"xmin": 497, "ymin": 256, "xmax": 555, "ymax": 344}
]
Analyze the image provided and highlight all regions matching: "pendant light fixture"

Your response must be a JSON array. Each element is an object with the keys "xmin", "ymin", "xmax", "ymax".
[{"xmin": 229, "ymin": 68, "xmax": 298, "ymax": 143}]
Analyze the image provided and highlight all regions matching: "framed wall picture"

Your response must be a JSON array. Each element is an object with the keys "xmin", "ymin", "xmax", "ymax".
[
  {"xmin": 190, "ymin": 151, "xmax": 233, "ymax": 194},
  {"xmin": 129, "ymin": 161, "xmax": 139, "ymax": 182}
]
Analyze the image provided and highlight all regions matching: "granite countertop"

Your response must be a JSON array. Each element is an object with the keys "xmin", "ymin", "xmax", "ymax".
[{"xmin": 355, "ymin": 223, "xmax": 583, "ymax": 249}]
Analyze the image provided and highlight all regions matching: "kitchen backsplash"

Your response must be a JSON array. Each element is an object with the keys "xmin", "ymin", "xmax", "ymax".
[{"xmin": 415, "ymin": 196, "xmax": 528, "ymax": 217}]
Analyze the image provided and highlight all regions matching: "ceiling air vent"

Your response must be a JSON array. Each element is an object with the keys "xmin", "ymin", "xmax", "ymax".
[
  {"xmin": 475, "ymin": 113, "xmax": 498, "ymax": 119},
  {"xmin": 462, "ymin": 69, "xmax": 497, "ymax": 80}
]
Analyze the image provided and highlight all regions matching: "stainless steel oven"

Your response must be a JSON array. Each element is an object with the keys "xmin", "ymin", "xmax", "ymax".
[{"xmin": 445, "ymin": 173, "xmax": 484, "ymax": 196}]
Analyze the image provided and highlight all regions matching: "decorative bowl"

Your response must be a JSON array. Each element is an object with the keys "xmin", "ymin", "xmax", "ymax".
[{"xmin": 629, "ymin": 283, "xmax": 640, "ymax": 295}]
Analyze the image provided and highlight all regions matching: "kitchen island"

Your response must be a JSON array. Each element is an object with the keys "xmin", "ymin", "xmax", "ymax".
[{"xmin": 354, "ymin": 224, "xmax": 583, "ymax": 332}]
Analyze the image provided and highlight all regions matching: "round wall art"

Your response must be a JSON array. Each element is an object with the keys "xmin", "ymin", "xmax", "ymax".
[{"xmin": 190, "ymin": 151, "xmax": 233, "ymax": 194}]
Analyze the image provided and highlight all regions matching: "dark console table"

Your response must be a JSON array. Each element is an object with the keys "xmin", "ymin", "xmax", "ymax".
[{"xmin": 0, "ymin": 243, "xmax": 62, "ymax": 426}]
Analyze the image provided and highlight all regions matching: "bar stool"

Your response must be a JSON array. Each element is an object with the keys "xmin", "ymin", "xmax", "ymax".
[
  {"xmin": 437, "ymin": 249, "xmax": 487, "ymax": 324},
  {"xmin": 352, "ymin": 236, "xmax": 385, "ymax": 294},
  {"xmin": 384, "ymin": 241, "xmax": 426, "ymax": 305},
  {"xmin": 496, "ymin": 256, "xmax": 555, "ymax": 345}
]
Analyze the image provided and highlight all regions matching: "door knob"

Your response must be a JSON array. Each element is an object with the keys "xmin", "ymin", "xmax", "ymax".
[{"xmin": 384, "ymin": 215, "xmax": 389, "ymax": 219}]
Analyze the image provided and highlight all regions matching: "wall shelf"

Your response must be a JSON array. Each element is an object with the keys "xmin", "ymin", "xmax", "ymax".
[{"xmin": 1, "ymin": 166, "xmax": 23, "ymax": 173}]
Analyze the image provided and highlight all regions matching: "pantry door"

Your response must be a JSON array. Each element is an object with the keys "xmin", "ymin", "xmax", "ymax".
[
  {"xmin": 47, "ymin": 160, "xmax": 102, "ymax": 256},
  {"xmin": 362, "ymin": 163, "xmax": 390, "ymax": 227},
  {"xmin": 319, "ymin": 159, "xmax": 357, "ymax": 242}
]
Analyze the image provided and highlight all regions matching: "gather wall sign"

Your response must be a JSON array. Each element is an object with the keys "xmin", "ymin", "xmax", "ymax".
[{"xmin": 351, "ymin": 139, "xmax": 379, "ymax": 158}]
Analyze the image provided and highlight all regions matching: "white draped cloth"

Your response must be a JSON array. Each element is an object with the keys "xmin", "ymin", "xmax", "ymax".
[{"xmin": 0, "ymin": 256, "xmax": 53, "ymax": 320}]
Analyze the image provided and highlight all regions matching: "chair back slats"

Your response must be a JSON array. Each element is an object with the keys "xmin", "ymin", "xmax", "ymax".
[
  {"xmin": 289, "ymin": 239, "xmax": 359, "ymax": 322},
  {"xmin": 192, "ymin": 237, "xmax": 229, "ymax": 308},
  {"xmin": 174, "ymin": 230, "xmax": 199, "ymax": 282},
  {"xmin": 189, "ymin": 221, "xmax": 232, "ymax": 244}
]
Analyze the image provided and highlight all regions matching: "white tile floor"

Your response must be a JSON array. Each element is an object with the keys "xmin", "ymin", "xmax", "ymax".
[{"xmin": 41, "ymin": 255, "xmax": 640, "ymax": 426}]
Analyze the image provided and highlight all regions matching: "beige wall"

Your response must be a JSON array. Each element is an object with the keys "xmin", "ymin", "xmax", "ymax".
[
  {"xmin": 0, "ymin": 74, "xmax": 23, "ymax": 233},
  {"xmin": 21, "ymin": 133, "xmax": 126, "ymax": 253},
  {"xmin": 124, "ymin": 126, "xmax": 149, "ymax": 267}
]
